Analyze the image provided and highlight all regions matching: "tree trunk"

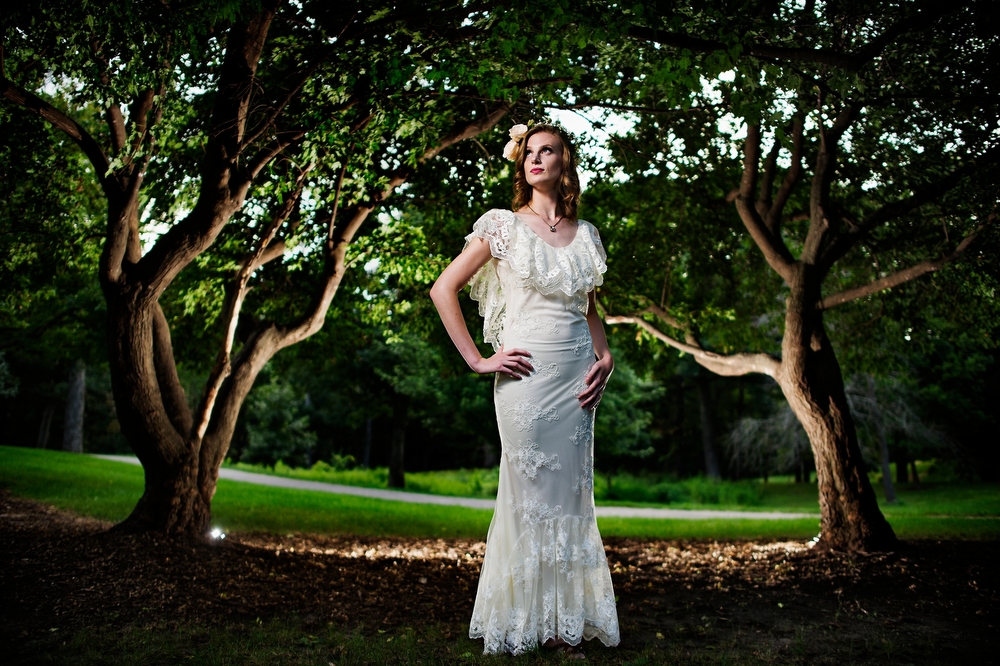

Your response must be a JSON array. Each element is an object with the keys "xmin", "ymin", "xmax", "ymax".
[
  {"xmin": 104, "ymin": 289, "xmax": 210, "ymax": 535},
  {"xmin": 36, "ymin": 403, "xmax": 55, "ymax": 448},
  {"xmin": 2, "ymin": 0, "xmax": 508, "ymax": 539},
  {"xmin": 388, "ymin": 393, "xmax": 408, "ymax": 489},
  {"xmin": 779, "ymin": 278, "xmax": 896, "ymax": 551},
  {"xmin": 896, "ymin": 447, "xmax": 909, "ymax": 484},
  {"xmin": 62, "ymin": 359, "xmax": 86, "ymax": 453},
  {"xmin": 910, "ymin": 460, "xmax": 920, "ymax": 485},
  {"xmin": 868, "ymin": 375, "xmax": 897, "ymax": 503},
  {"xmin": 696, "ymin": 372, "xmax": 721, "ymax": 480},
  {"xmin": 115, "ymin": 456, "xmax": 213, "ymax": 535}
]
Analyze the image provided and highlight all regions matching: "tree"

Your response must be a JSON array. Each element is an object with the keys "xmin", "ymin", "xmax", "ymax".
[
  {"xmin": 0, "ymin": 103, "xmax": 107, "ymax": 453},
  {"xmin": 1, "ymin": 0, "xmax": 583, "ymax": 535},
  {"xmin": 592, "ymin": 0, "xmax": 999, "ymax": 550}
]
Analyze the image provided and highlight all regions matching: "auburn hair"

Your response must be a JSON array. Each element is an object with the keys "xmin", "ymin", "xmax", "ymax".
[{"xmin": 511, "ymin": 124, "xmax": 581, "ymax": 222}]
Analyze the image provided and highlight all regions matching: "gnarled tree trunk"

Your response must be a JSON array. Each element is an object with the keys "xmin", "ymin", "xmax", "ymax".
[
  {"xmin": 778, "ymin": 274, "xmax": 895, "ymax": 550},
  {"xmin": 3, "ymin": 1, "xmax": 511, "ymax": 537}
]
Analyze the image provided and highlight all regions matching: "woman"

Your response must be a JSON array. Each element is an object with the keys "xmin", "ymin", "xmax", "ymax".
[{"xmin": 430, "ymin": 123, "xmax": 620, "ymax": 657}]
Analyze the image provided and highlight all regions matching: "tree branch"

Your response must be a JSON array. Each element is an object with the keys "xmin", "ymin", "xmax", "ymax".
[
  {"xmin": 628, "ymin": 2, "xmax": 965, "ymax": 71},
  {"xmin": 851, "ymin": 1, "xmax": 965, "ymax": 70},
  {"xmin": 734, "ymin": 124, "xmax": 796, "ymax": 282},
  {"xmin": 239, "ymin": 59, "xmax": 327, "ymax": 152},
  {"xmin": 191, "ymin": 174, "xmax": 306, "ymax": 442},
  {"xmin": 817, "ymin": 217, "xmax": 992, "ymax": 310},
  {"xmin": 274, "ymin": 104, "xmax": 511, "ymax": 348},
  {"xmin": 151, "ymin": 302, "xmax": 193, "ymax": 437},
  {"xmin": 765, "ymin": 115, "xmax": 804, "ymax": 235},
  {"xmin": 626, "ymin": 26, "xmax": 861, "ymax": 69},
  {"xmin": 603, "ymin": 308, "xmax": 781, "ymax": 378},
  {"xmin": 802, "ymin": 104, "xmax": 860, "ymax": 265},
  {"xmin": 245, "ymin": 130, "xmax": 306, "ymax": 180},
  {"xmin": 139, "ymin": 3, "xmax": 282, "ymax": 299},
  {"xmin": 756, "ymin": 135, "xmax": 782, "ymax": 219},
  {"xmin": 543, "ymin": 101, "xmax": 719, "ymax": 115},
  {"xmin": 0, "ymin": 78, "xmax": 116, "ymax": 195},
  {"xmin": 208, "ymin": 1, "xmax": 280, "ymax": 160},
  {"xmin": 127, "ymin": 89, "xmax": 156, "ymax": 156},
  {"xmin": 819, "ymin": 144, "xmax": 1000, "ymax": 271}
]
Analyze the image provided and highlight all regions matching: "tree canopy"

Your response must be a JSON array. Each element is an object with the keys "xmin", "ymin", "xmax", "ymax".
[{"xmin": 2, "ymin": 0, "xmax": 997, "ymax": 548}]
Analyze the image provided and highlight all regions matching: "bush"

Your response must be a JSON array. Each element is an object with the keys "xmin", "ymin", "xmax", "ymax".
[
  {"xmin": 596, "ymin": 473, "xmax": 763, "ymax": 506},
  {"xmin": 241, "ymin": 378, "xmax": 317, "ymax": 468}
]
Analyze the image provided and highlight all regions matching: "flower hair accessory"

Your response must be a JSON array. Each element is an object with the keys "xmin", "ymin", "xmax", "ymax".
[{"xmin": 502, "ymin": 124, "xmax": 529, "ymax": 161}]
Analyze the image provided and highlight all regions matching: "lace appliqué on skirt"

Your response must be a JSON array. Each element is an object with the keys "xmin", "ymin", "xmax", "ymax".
[
  {"xmin": 511, "ymin": 439, "xmax": 562, "ymax": 480},
  {"xmin": 499, "ymin": 399, "xmax": 559, "ymax": 432},
  {"xmin": 469, "ymin": 515, "xmax": 621, "ymax": 655}
]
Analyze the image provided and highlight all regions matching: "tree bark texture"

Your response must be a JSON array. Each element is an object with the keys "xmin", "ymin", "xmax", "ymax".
[
  {"xmin": 62, "ymin": 359, "xmax": 86, "ymax": 453},
  {"xmin": 777, "ymin": 270, "xmax": 896, "ymax": 551}
]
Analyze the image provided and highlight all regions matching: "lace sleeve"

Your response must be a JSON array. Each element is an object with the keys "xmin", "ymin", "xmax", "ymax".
[
  {"xmin": 464, "ymin": 209, "xmax": 513, "ymax": 259},
  {"xmin": 464, "ymin": 210, "xmax": 514, "ymax": 351},
  {"xmin": 589, "ymin": 223, "xmax": 608, "ymax": 264}
]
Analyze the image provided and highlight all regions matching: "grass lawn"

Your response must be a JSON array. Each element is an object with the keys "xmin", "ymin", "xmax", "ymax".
[{"xmin": 1, "ymin": 445, "xmax": 998, "ymax": 540}]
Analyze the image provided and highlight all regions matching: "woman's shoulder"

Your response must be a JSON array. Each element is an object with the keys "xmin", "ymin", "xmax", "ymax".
[
  {"xmin": 467, "ymin": 209, "xmax": 517, "ymax": 257},
  {"xmin": 470, "ymin": 208, "xmax": 517, "ymax": 232},
  {"xmin": 574, "ymin": 219, "xmax": 607, "ymax": 261},
  {"xmin": 576, "ymin": 219, "xmax": 604, "ymax": 242},
  {"xmin": 478, "ymin": 208, "xmax": 516, "ymax": 221}
]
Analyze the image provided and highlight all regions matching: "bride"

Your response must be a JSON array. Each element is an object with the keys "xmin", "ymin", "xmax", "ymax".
[{"xmin": 430, "ymin": 123, "xmax": 620, "ymax": 657}]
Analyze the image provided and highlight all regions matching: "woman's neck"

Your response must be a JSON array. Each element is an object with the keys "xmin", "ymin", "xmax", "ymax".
[{"xmin": 526, "ymin": 190, "xmax": 560, "ymax": 220}]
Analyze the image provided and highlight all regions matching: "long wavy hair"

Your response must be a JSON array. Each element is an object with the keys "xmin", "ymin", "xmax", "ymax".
[{"xmin": 511, "ymin": 124, "xmax": 581, "ymax": 222}]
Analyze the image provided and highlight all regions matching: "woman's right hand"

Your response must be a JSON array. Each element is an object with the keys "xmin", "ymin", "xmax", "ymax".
[{"xmin": 472, "ymin": 346, "xmax": 533, "ymax": 379}]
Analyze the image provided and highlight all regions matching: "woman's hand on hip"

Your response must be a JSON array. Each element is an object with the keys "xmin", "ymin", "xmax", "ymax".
[
  {"xmin": 472, "ymin": 346, "xmax": 533, "ymax": 379},
  {"xmin": 578, "ymin": 355, "xmax": 613, "ymax": 410}
]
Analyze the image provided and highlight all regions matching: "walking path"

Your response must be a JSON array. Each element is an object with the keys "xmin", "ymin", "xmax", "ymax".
[{"xmin": 92, "ymin": 455, "xmax": 818, "ymax": 520}]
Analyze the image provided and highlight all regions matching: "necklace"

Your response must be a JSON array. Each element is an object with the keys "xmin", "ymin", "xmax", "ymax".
[{"xmin": 526, "ymin": 204, "xmax": 562, "ymax": 232}]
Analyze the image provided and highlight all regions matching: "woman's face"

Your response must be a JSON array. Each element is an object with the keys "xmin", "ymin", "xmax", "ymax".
[{"xmin": 523, "ymin": 132, "xmax": 564, "ymax": 190}]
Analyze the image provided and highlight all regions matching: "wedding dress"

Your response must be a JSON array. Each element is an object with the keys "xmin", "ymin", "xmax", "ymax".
[{"xmin": 465, "ymin": 209, "xmax": 620, "ymax": 655}]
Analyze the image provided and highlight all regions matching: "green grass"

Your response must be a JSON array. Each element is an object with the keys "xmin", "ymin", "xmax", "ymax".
[
  {"xmin": 0, "ymin": 446, "xmax": 493, "ymax": 538},
  {"xmin": 228, "ymin": 460, "xmax": 503, "ymax": 500},
  {"xmin": 231, "ymin": 460, "xmax": 1000, "ymax": 517},
  {"xmin": 2, "ymin": 446, "xmax": 999, "ymax": 540}
]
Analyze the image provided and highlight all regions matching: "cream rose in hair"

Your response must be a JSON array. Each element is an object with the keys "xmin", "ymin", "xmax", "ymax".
[{"xmin": 502, "ymin": 123, "xmax": 529, "ymax": 161}]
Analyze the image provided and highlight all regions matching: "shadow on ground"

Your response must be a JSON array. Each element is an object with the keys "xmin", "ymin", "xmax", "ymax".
[{"xmin": 1, "ymin": 490, "xmax": 995, "ymax": 664}]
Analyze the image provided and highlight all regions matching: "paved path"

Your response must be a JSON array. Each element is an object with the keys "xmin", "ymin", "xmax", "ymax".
[{"xmin": 92, "ymin": 455, "xmax": 818, "ymax": 520}]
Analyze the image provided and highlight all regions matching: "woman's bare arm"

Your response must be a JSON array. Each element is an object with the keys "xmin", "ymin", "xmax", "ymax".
[
  {"xmin": 429, "ymin": 238, "xmax": 534, "ymax": 379},
  {"xmin": 578, "ymin": 290, "xmax": 614, "ymax": 410}
]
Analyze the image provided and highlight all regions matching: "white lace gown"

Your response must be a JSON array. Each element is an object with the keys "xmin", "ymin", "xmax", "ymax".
[{"xmin": 465, "ymin": 209, "xmax": 621, "ymax": 655}]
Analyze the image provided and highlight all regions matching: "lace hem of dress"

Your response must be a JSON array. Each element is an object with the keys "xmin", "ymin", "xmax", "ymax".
[
  {"xmin": 464, "ymin": 209, "xmax": 608, "ymax": 351},
  {"xmin": 468, "ymin": 514, "xmax": 621, "ymax": 655}
]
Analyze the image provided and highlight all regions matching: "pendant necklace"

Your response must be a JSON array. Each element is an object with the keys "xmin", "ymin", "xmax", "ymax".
[{"xmin": 526, "ymin": 204, "xmax": 562, "ymax": 232}]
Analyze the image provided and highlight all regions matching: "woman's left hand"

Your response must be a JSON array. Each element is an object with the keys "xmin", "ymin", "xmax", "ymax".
[{"xmin": 577, "ymin": 355, "xmax": 613, "ymax": 411}]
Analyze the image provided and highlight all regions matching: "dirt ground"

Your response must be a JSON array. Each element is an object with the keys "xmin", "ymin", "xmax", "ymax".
[{"xmin": 1, "ymin": 490, "xmax": 996, "ymax": 664}]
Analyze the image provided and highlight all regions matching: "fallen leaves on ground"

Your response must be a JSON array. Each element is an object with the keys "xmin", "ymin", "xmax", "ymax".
[{"xmin": 1, "ymin": 491, "xmax": 996, "ymax": 663}]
